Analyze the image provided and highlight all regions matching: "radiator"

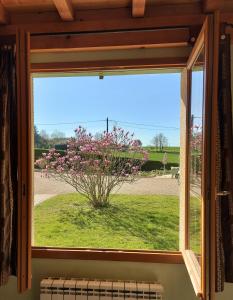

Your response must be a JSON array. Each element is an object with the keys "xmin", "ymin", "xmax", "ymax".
[{"xmin": 40, "ymin": 278, "xmax": 163, "ymax": 300}]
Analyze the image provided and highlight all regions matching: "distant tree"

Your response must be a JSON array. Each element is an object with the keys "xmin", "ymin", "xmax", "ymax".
[
  {"xmin": 135, "ymin": 139, "xmax": 142, "ymax": 146},
  {"xmin": 152, "ymin": 133, "xmax": 168, "ymax": 151},
  {"xmin": 34, "ymin": 126, "xmax": 41, "ymax": 147},
  {"xmin": 34, "ymin": 126, "xmax": 49, "ymax": 148},
  {"xmin": 160, "ymin": 134, "xmax": 168, "ymax": 150},
  {"xmin": 152, "ymin": 135, "xmax": 159, "ymax": 151},
  {"xmin": 51, "ymin": 130, "xmax": 65, "ymax": 139},
  {"xmin": 40, "ymin": 129, "xmax": 50, "ymax": 140},
  {"xmin": 40, "ymin": 129, "xmax": 51, "ymax": 148},
  {"xmin": 50, "ymin": 130, "xmax": 66, "ymax": 146}
]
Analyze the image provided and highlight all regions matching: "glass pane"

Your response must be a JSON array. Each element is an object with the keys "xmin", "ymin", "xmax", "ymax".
[
  {"xmin": 188, "ymin": 47, "xmax": 204, "ymax": 262},
  {"xmin": 32, "ymin": 72, "xmax": 181, "ymax": 250}
]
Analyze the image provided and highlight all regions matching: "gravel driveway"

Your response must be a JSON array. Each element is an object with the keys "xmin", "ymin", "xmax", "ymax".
[{"xmin": 34, "ymin": 171, "xmax": 179, "ymax": 205}]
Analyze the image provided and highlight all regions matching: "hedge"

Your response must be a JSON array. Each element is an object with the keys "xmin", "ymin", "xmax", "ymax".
[
  {"xmin": 141, "ymin": 161, "xmax": 179, "ymax": 171},
  {"xmin": 54, "ymin": 143, "xmax": 67, "ymax": 151},
  {"xmin": 34, "ymin": 148, "xmax": 179, "ymax": 171}
]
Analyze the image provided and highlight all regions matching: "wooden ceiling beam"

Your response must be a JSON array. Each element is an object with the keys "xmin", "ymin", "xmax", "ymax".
[
  {"xmin": 132, "ymin": 0, "xmax": 146, "ymax": 18},
  {"xmin": 53, "ymin": 0, "xmax": 74, "ymax": 21},
  {"xmin": 0, "ymin": 4, "xmax": 205, "ymax": 36},
  {"xmin": 203, "ymin": 0, "xmax": 233, "ymax": 12},
  {"xmin": 0, "ymin": 2, "xmax": 9, "ymax": 24},
  {"xmin": 30, "ymin": 28, "xmax": 190, "ymax": 53}
]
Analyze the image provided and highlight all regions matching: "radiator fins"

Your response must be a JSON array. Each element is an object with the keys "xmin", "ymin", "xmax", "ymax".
[{"xmin": 40, "ymin": 278, "xmax": 163, "ymax": 300}]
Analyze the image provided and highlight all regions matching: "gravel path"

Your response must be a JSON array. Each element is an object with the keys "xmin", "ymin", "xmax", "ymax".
[{"xmin": 34, "ymin": 172, "xmax": 179, "ymax": 205}]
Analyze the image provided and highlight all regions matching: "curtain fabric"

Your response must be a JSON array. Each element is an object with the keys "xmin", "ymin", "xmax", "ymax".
[
  {"xmin": 0, "ymin": 45, "xmax": 17, "ymax": 286},
  {"xmin": 216, "ymin": 34, "xmax": 233, "ymax": 292}
]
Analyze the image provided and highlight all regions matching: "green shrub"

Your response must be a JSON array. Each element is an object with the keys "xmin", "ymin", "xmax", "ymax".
[
  {"xmin": 141, "ymin": 160, "xmax": 179, "ymax": 171},
  {"xmin": 55, "ymin": 143, "xmax": 67, "ymax": 151},
  {"xmin": 34, "ymin": 148, "xmax": 66, "ymax": 161}
]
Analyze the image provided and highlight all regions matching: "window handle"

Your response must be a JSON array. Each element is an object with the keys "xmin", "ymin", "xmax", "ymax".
[{"xmin": 217, "ymin": 191, "xmax": 230, "ymax": 196}]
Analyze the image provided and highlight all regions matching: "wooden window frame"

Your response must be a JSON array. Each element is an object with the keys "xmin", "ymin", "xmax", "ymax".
[
  {"xmin": 32, "ymin": 247, "xmax": 183, "ymax": 263},
  {"xmin": 181, "ymin": 23, "xmax": 206, "ymax": 298},
  {"xmin": 30, "ymin": 57, "xmax": 187, "ymax": 74},
  {"xmin": 26, "ymin": 17, "xmax": 195, "ymax": 265},
  {"xmin": 16, "ymin": 28, "xmax": 32, "ymax": 293},
  {"xmin": 30, "ymin": 60, "xmax": 185, "ymax": 263},
  {"xmin": 180, "ymin": 14, "xmax": 219, "ymax": 300},
  {"xmin": 14, "ymin": 22, "xmax": 201, "ymax": 291}
]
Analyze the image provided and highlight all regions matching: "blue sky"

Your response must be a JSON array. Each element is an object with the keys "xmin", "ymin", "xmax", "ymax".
[
  {"xmin": 191, "ymin": 70, "xmax": 204, "ymax": 128},
  {"xmin": 33, "ymin": 72, "xmax": 181, "ymax": 146}
]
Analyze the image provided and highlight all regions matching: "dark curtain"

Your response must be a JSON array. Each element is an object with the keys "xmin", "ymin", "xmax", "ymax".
[
  {"xmin": 216, "ymin": 34, "xmax": 233, "ymax": 292},
  {"xmin": 0, "ymin": 44, "xmax": 17, "ymax": 286}
]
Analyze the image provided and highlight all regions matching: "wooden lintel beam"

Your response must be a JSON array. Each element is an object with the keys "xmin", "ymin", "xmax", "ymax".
[
  {"xmin": 30, "ymin": 28, "xmax": 190, "ymax": 53},
  {"xmin": 53, "ymin": 0, "xmax": 74, "ymax": 21},
  {"xmin": 31, "ymin": 57, "xmax": 188, "ymax": 73},
  {"xmin": 132, "ymin": 0, "xmax": 146, "ymax": 17},
  {"xmin": 0, "ymin": 2, "xmax": 9, "ymax": 24}
]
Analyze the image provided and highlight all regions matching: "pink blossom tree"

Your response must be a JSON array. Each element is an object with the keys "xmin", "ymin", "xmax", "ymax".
[
  {"xmin": 190, "ymin": 124, "xmax": 202, "ymax": 181},
  {"xmin": 35, "ymin": 126, "xmax": 148, "ymax": 208}
]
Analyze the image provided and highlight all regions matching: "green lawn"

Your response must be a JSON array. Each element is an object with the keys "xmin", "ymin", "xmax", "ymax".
[
  {"xmin": 189, "ymin": 196, "xmax": 201, "ymax": 255},
  {"xmin": 144, "ymin": 146, "xmax": 180, "ymax": 153},
  {"xmin": 34, "ymin": 194, "xmax": 179, "ymax": 250},
  {"xmin": 112, "ymin": 149, "xmax": 179, "ymax": 164},
  {"xmin": 147, "ymin": 151, "xmax": 179, "ymax": 164}
]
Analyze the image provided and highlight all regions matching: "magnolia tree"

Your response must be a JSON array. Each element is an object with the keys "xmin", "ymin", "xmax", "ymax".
[
  {"xmin": 190, "ymin": 124, "xmax": 202, "ymax": 181},
  {"xmin": 35, "ymin": 126, "xmax": 148, "ymax": 208}
]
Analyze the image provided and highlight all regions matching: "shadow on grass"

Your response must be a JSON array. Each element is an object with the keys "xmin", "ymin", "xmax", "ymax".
[{"xmin": 57, "ymin": 195, "xmax": 179, "ymax": 250}]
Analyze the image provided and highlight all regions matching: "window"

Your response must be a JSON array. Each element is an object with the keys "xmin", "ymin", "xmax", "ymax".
[
  {"xmin": 188, "ymin": 50, "xmax": 204, "ymax": 261},
  {"xmin": 179, "ymin": 16, "xmax": 219, "ymax": 299},
  {"xmin": 13, "ymin": 13, "xmax": 219, "ymax": 297},
  {"xmin": 32, "ymin": 71, "xmax": 181, "ymax": 252}
]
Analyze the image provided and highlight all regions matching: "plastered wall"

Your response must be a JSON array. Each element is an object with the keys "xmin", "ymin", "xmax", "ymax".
[{"xmin": 0, "ymin": 259, "xmax": 197, "ymax": 300}]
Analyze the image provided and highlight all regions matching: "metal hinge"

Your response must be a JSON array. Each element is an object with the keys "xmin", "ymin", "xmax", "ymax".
[{"xmin": 217, "ymin": 191, "xmax": 230, "ymax": 196}]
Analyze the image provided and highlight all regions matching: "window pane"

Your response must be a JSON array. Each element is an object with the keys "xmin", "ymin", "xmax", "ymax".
[
  {"xmin": 188, "ymin": 48, "xmax": 204, "ymax": 261},
  {"xmin": 32, "ymin": 72, "xmax": 180, "ymax": 251}
]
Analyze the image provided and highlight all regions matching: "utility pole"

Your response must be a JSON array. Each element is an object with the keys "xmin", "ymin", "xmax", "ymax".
[{"xmin": 106, "ymin": 117, "xmax": 109, "ymax": 133}]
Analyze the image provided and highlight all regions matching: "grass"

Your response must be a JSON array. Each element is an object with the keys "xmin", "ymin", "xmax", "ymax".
[
  {"xmin": 147, "ymin": 151, "xmax": 179, "ymax": 164},
  {"xmin": 144, "ymin": 146, "xmax": 180, "ymax": 153},
  {"xmin": 189, "ymin": 196, "xmax": 201, "ymax": 255},
  {"xmin": 34, "ymin": 193, "xmax": 179, "ymax": 250},
  {"xmin": 109, "ymin": 149, "xmax": 180, "ymax": 165},
  {"xmin": 144, "ymin": 147, "xmax": 180, "ymax": 163},
  {"xmin": 115, "ymin": 150, "xmax": 179, "ymax": 164}
]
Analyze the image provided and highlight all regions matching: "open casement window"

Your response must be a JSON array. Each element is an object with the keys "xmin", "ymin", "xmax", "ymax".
[
  {"xmin": 180, "ymin": 15, "xmax": 219, "ymax": 299},
  {"xmin": 15, "ymin": 14, "xmax": 220, "ymax": 296}
]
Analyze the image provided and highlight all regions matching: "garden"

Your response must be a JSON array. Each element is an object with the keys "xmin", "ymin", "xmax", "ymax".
[
  {"xmin": 34, "ymin": 193, "xmax": 180, "ymax": 250},
  {"xmin": 34, "ymin": 126, "xmax": 183, "ymax": 250}
]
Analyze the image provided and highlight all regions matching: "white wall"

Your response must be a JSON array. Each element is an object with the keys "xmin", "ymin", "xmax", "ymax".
[
  {"xmin": 1, "ymin": 259, "xmax": 232, "ymax": 300},
  {"xmin": 0, "ymin": 259, "xmax": 198, "ymax": 300},
  {"xmin": 215, "ymin": 283, "xmax": 233, "ymax": 300}
]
